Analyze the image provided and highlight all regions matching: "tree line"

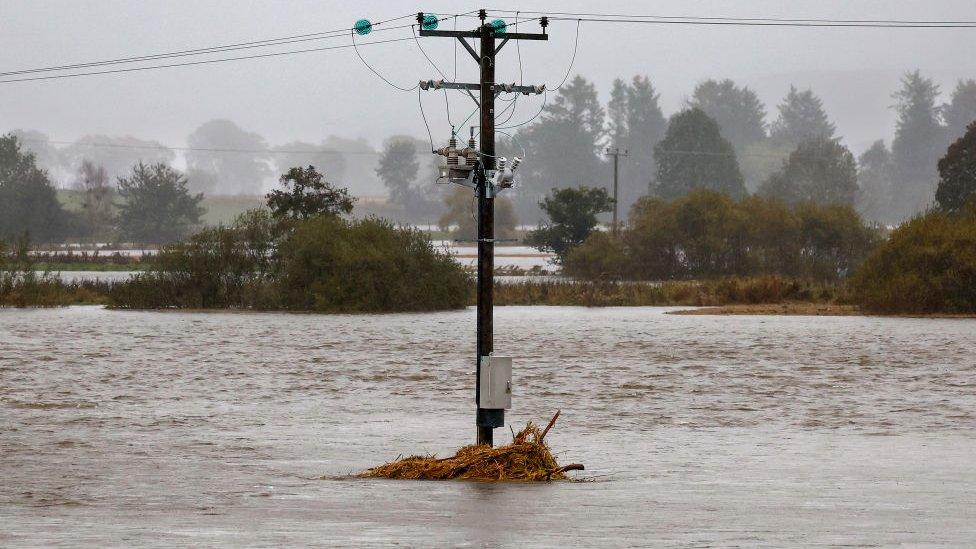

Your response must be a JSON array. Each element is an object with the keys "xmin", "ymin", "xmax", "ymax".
[{"xmin": 505, "ymin": 72, "xmax": 976, "ymax": 225}]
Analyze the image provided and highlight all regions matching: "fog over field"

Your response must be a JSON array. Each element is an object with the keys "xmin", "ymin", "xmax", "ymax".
[{"xmin": 1, "ymin": 0, "xmax": 973, "ymax": 168}]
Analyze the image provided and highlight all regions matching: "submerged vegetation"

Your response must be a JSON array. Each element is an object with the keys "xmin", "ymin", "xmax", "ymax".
[
  {"xmin": 358, "ymin": 413, "xmax": 583, "ymax": 482},
  {"xmin": 495, "ymin": 275, "xmax": 844, "ymax": 307},
  {"xmin": 0, "ymin": 238, "xmax": 109, "ymax": 307}
]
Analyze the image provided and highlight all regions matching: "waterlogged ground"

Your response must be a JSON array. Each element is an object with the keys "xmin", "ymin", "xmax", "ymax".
[{"xmin": 1, "ymin": 306, "xmax": 974, "ymax": 547}]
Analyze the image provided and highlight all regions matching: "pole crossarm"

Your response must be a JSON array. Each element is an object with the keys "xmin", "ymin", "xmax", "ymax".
[
  {"xmin": 419, "ymin": 79, "xmax": 544, "ymax": 95},
  {"xmin": 419, "ymin": 29, "xmax": 549, "ymax": 41}
]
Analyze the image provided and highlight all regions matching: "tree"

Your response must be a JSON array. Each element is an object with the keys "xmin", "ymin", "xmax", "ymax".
[
  {"xmin": 688, "ymin": 79, "xmax": 767, "ymax": 151},
  {"xmin": 0, "ymin": 133, "xmax": 71, "ymax": 242},
  {"xmin": 515, "ymin": 75, "xmax": 606, "ymax": 219},
  {"xmin": 759, "ymin": 137, "xmax": 858, "ymax": 206},
  {"xmin": 526, "ymin": 186, "xmax": 613, "ymax": 262},
  {"xmin": 935, "ymin": 121, "xmax": 976, "ymax": 213},
  {"xmin": 856, "ymin": 140, "xmax": 895, "ymax": 223},
  {"xmin": 265, "ymin": 165, "xmax": 355, "ymax": 220},
  {"xmin": 769, "ymin": 85, "xmax": 836, "ymax": 146},
  {"xmin": 606, "ymin": 75, "xmax": 668, "ymax": 213},
  {"xmin": 116, "ymin": 163, "xmax": 204, "ymax": 244},
  {"xmin": 890, "ymin": 70, "xmax": 946, "ymax": 219},
  {"xmin": 74, "ymin": 160, "xmax": 114, "ymax": 241},
  {"xmin": 376, "ymin": 136, "xmax": 422, "ymax": 211},
  {"xmin": 438, "ymin": 186, "xmax": 517, "ymax": 241},
  {"xmin": 321, "ymin": 136, "xmax": 381, "ymax": 195},
  {"xmin": 186, "ymin": 119, "xmax": 272, "ymax": 195},
  {"xmin": 272, "ymin": 142, "xmax": 348, "ymax": 186},
  {"xmin": 942, "ymin": 79, "xmax": 976, "ymax": 142},
  {"xmin": 62, "ymin": 134, "xmax": 174, "ymax": 183},
  {"xmin": 10, "ymin": 129, "xmax": 63, "ymax": 178},
  {"xmin": 653, "ymin": 108, "xmax": 746, "ymax": 200}
]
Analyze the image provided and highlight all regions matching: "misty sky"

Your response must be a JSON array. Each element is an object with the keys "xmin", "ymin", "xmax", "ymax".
[{"xmin": 2, "ymin": 0, "xmax": 975, "ymax": 156}]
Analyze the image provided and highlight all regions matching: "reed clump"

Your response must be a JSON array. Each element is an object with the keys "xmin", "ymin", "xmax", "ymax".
[{"xmin": 358, "ymin": 412, "xmax": 583, "ymax": 482}]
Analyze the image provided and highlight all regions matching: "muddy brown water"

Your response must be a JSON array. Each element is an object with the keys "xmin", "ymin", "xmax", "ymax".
[{"xmin": 2, "ymin": 306, "xmax": 975, "ymax": 547}]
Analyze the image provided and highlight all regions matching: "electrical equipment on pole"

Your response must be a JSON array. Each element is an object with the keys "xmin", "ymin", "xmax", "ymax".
[{"xmin": 417, "ymin": 9, "xmax": 549, "ymax": 447}]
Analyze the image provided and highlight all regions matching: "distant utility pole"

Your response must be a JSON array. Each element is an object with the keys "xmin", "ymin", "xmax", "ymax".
[
  {"xmin": 418, "ymin": 9, "xmax": 548, "ymax": 447},
  {"xmin": 605, "ymin": 147, "xmax": 629, "ymax": 233}
]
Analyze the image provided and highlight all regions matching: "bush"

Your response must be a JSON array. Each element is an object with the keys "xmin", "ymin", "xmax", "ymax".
[
  {"xmin": 109, "ymin": 211, "xmax": 470, "ymax": 313},
  {"xmin": 851, "ymin": 201, "xmax": 976, "ymax": 314},
  {"xmin": 277, "ymin": 216, "xmax": 469, "ymax": 312},
  {"xmin": 565, "ymin": 189, "xmax": 880, "ymax": 281}
]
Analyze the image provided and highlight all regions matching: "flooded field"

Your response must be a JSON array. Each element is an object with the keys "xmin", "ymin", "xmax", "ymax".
[{"xmin": 1, "ymin": 306, "xmax": 974, "ymax": 546}]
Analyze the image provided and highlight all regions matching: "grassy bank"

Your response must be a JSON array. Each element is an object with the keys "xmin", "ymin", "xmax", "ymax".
[
  {"xmin": 4, "ymin": 274, "xmax": 849, "ymax": 311},
  {"xmin": 493, "ymin": 276, "xmax": 845, "ymax": 308}
]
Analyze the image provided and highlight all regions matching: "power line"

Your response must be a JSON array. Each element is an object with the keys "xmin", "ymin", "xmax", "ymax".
[
  {"xmin": 18, "ymin": 137, "xmax": 384, "ymax": 156},
  {"xmin": 551, "ymin": 19, "xmax": 581, "ymax": 91},
  {"xmin": 0, "ymin": 36, "xmax": 415, "ymax": 84},
  {"xmin": 489, "ymin": 9, "xmax": 976, "ymax": 28},
  {"xmin": 0, "ymin": 14, "xmax": 418, "ymax": 78},
  {"xmin": 550, "ymin": 16, "xmax": 976, "ymax": 28}
]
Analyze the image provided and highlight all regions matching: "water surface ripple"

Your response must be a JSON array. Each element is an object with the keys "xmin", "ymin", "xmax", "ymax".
[{"xmin": 1, "ymin": 306, "xmax": 974, "ymax": 546}]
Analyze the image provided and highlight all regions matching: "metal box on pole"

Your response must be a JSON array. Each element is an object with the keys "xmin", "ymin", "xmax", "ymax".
[{"xmin": 479, "ymin": 356, "xmax": 512, "ymax": 410}]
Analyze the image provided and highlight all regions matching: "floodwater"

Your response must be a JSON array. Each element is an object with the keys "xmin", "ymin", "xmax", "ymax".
[{"xmin": 1, "ymin": 306, "xmax": 974, "ymax": 547}]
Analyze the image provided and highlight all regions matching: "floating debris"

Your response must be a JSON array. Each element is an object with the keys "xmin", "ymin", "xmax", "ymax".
[{"xmin": 358, "ymin": 411, "xmax": 583, "ymax": 481}]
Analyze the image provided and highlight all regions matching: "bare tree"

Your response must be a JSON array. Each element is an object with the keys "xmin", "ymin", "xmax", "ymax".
[{"xmin": 75, "ymin": 160, "xmax": 114, "ymax": 242}]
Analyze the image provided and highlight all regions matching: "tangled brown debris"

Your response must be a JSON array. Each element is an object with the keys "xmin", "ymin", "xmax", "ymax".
[{"xmin": 358, "ymin": 411, "xmax": 584, "ymax": 482}]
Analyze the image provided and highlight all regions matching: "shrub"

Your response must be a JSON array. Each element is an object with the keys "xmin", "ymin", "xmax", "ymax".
[
  {"xmin": 109, "ymin": 212, "xmax": 470, "ymax": 313},
  {"xmin": 278, "ymin": 216, "xmax": 468, "ymax": 312},
  {"xmin": 565, "ymin": 189, "xmax": 880, "ymax": 282},
  {"xmin": 851, "ymin": 201, "xmax": 976, "ymax": 314}
]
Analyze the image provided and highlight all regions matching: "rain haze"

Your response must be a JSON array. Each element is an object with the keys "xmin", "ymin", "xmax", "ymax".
[{"xmin": 2, "ymin": 0, "xmax": 975, "ymax": 185}]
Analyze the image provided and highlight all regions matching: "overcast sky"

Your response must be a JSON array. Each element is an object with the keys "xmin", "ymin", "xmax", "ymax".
[{"xmin": 2, "ymin": 0, "xmax": 975, "ymax": 155}]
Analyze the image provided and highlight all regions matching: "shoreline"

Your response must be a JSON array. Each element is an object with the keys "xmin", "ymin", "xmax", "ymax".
[{"xmin": 669, "ymin": 303, "xmax": 976, "ymax": 318}]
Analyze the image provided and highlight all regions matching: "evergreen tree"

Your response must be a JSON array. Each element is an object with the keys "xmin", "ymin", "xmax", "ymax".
[
  {"xmin": 376, "ymin": 136, "xmax": 420, "ymax": 209},
  {"xmin": 769, "ymin": 85, "xmax": 836, "ymax": 146},
  {"xmin": 526, "ymin": 186, "xmax": 614, "ymax": 262},
  {"xmin": 759, "ymin": 137, "xmax": 858, "ymax": 206},
  {"xmin": 653, "ymin": 108, "xmax": 746, "ymax": 200},
  {"xmin": 856, "ymin": 140, "xmax": 895, "ymax": 223},
  {"xmin": 688, "ymin": 79, "xmax": 767, "ymax": 152},
  {"xmin": 605, "ymin": 75, "xmax": 667, "ymax": 214},
  {"xmin": 942, "ymin": 79, "xmax": 976, "ymax": 143},
  {"xmin": 890, "ymin": 70, "xmax": 946, "ymax": 218},
  {"xmin": 516, "ymin": 75, "xmax": 605, "ymax": 219},
  {"xmin": 116, "ymin": 163, "xmax": 204, "ymax": 244},
  {"xmin": 0, "ymin": 134, "xmax": 71, "ymax": 242},
  {"xmin": 935, "ymin": 121, "xmax": 976, "ymax": 213}
]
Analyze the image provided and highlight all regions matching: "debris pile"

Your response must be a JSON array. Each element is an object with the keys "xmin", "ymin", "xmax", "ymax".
[{"xmin": 358, "ymin": 411, "xmax": 583, "ymax": 481}]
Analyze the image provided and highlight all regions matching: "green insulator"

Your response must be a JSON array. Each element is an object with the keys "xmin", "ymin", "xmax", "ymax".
[
  {"xmin": 354, "ymin": 19, "xmax": 372, "ymax": 36},
  {"xmin": 490, "ymin": 19, "xmax": 507, "ymax": 34},
  {"xmin": 422, "ymin": 14, "xmax": 439, "ymax": 31}
]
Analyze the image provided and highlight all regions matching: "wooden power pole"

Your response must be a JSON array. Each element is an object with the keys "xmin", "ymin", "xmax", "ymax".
[
  {"xmin": 419, "ymin": 10, "xmax": 548, "ymax": 446},
  {"xmin": 605, "ymin": 147, "xmax": 629, "ymax": 233}
]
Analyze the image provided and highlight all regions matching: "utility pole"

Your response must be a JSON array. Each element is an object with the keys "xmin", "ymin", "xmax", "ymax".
[
  {"xmin": 418, "ymin": 10, "xmax": 548, "ymax": 446},
  {"xmin": 605, "ymin": 147, "xmax": 629, "ymax": 234}
]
